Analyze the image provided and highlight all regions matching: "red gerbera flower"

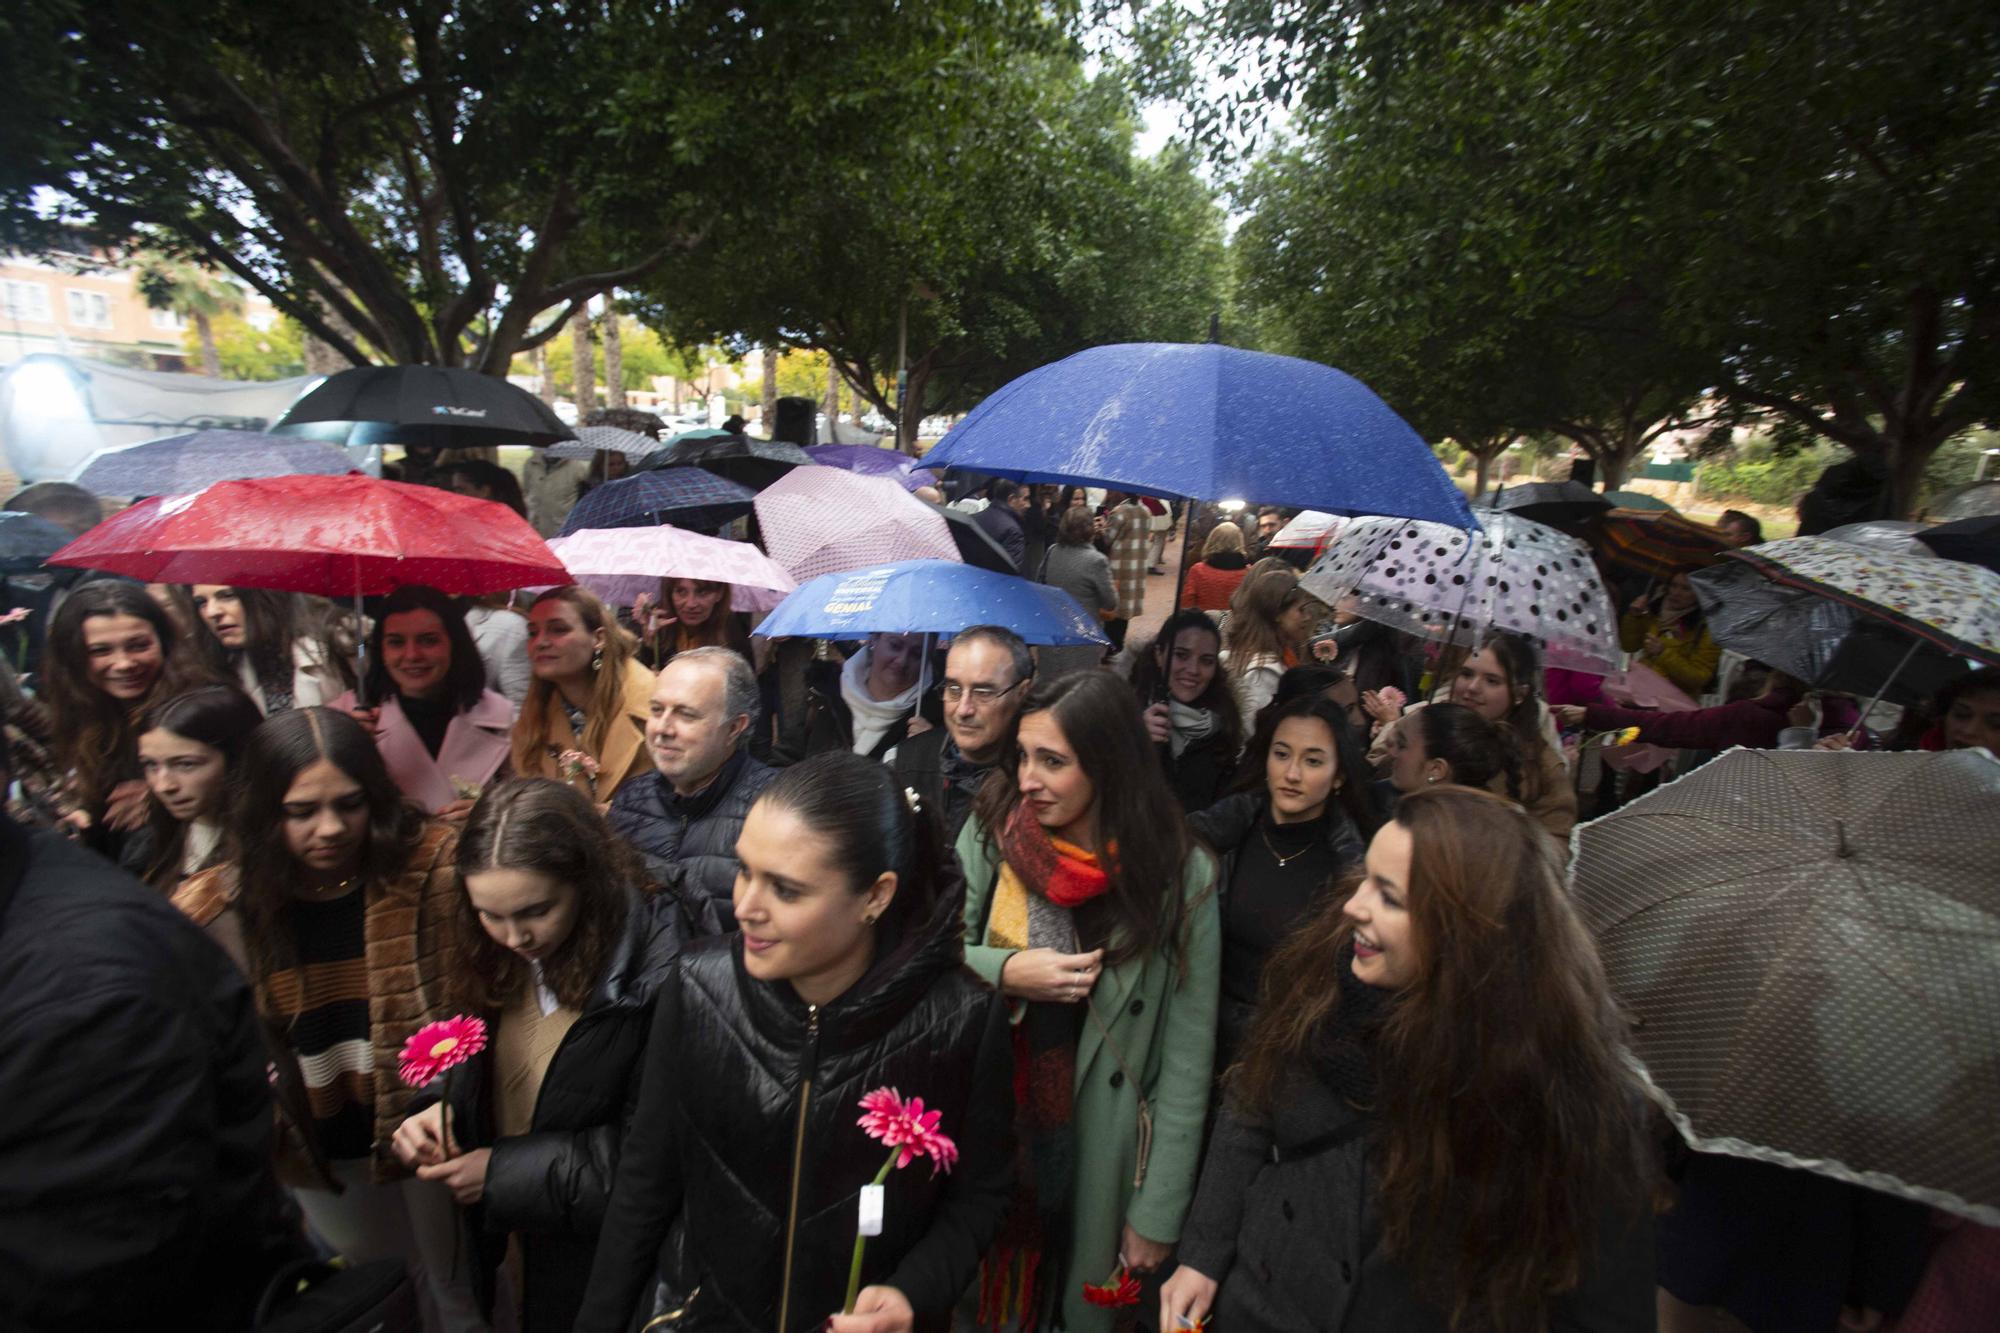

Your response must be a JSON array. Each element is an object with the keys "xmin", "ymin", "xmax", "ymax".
[
  {"xmin": 857, "ymin": 1087, "xmax": 959, "ymax": 1176},
  {"xmin": 1082, "ymin": 1268, "xmax": 1142, "ymax": 1308},
  {"xmin": 397, "ymin": 1014, "xmax": 488, "ymax": 1087}
]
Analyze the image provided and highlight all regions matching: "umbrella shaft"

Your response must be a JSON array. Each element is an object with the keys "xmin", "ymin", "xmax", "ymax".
[{"xmin": 1850, "ymin": 638, "xmax": 1922, "ymax": 739}]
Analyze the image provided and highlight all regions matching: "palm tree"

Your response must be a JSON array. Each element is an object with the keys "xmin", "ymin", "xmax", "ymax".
[{"xmin": 134, "ymin": 253, "xmax": 244, "ymax": 377}]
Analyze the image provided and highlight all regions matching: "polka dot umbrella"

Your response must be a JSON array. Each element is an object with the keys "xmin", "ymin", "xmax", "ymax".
[{"xmin": 1301, "ymin": 510, "xmax": 1621, "ymax": 673}]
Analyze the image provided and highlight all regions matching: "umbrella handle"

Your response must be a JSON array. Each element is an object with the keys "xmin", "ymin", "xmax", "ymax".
[{"xmin": 1848, "ymin": 638, "xmax": 1921, "ymax": 741}]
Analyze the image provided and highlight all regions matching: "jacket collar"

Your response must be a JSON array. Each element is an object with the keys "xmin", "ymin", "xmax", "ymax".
[{"xmin": 658, "ymin": 748, "xmax": 749, "ymax": 823}]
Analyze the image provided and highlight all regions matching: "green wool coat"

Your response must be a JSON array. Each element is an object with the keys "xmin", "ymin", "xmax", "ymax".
[{"xmin": 955, "ymin": 815, "xmax": 1221, "ymax": 1333}]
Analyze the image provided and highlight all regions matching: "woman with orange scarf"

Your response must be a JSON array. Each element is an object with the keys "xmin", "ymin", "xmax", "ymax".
[{"xmin": 956, "ymin": 670, "xmax": 1220, "ymax": 1333}]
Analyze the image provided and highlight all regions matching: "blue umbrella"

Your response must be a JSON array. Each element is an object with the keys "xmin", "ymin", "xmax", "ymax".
[
  {"xmin": 753, "ymin": 559, "xmax": 1108, "ymax": 646},
  {"xmin": 921, "ymin": 342, "xmax": 1475, "ymax": 528},
  {"xmin": 557, "ymin": 468, "xmax": 758, "ymax": 536},
  {"xmin": 68, "ymin": 430, "xmax": 356, "ymax": 496},
  {"xmin": 0, "ymin": 511, "xmax": 73, "ymax": 574}
]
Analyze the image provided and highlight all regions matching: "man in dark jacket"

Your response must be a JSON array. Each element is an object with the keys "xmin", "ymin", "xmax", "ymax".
[
  {"xmin": 0, "ymin": 805, "xmax": 304, "ymax": 1331},
  {"xmin": 893, "ymin": 625, "xmax": 1031, "ymax": 843},
  {"xmin": 972, "ymin": 480, "xmax": 1029, "ymax": 571},
  {"xmin": 610, "ymin": 646, "xmax": 777, "ymax": 905}
]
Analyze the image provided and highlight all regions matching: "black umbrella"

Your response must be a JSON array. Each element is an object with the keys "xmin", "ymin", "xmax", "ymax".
[
  {"xmin": 1688, "ymin": 560, "xmax": 1969, "ymax": 706},
  {"xmin": 1926, "ymin": 480, "xmax": 2000, "ymax": 521},
  {"xmin": 274, "ymin": 366, "xmax": 574, "ymax": 448},
  {"xmin": 932, "ymin": 504, "xmax": 1016, "ymax": 574},
  {"xmin": 1916, "ymin": 515, "xmax": 2000, "ymax": 574},
  {"xmin": 645, "ymin": 432, "xmax": 814, "ymax": 491},
  {"xmin": 0, "ymin": 511, "xmax": 73, "ymax": 574},
  {"xmin": 1471, "ymin": 479, "xmax": 1613, "ymax": 530}
]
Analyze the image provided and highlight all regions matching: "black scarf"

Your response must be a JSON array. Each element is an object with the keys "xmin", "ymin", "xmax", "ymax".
[{"xmin": 1310, "ymin": 941, "xmax": 1394, "ymax": 1108}]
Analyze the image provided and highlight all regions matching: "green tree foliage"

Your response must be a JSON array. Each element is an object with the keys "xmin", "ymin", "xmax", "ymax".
[
  {"xmin": 518, "ymin": 317, "xmax": 705, "ymax": 398},
  {"xmin": 192, "ymin": 312, "xmax": 305, "ymax": 381},
  {"xmin": 4, "ymin": 0, "xmax": 1063, "ymax": 373}
]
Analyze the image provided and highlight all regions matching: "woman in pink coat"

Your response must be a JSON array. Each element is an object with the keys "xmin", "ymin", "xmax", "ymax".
[{"xmin": 331, "ymin": 584, "xmax": 515, "ymax": 816}]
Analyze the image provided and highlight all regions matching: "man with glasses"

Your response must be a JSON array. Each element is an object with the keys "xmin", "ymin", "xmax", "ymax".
[{"xmin": 892, "ymin": 625, "xmax": 1031, "ymax": 842}]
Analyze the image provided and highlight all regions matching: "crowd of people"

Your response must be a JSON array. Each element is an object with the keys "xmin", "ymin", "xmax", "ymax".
[{"xmin": 1, "ymin": 461, "xmax": 1993, "ymax": 1333}]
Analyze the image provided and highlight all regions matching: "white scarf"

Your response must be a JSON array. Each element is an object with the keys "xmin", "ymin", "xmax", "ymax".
[
  {"xmin": 1169, "ymin": 700, "xmax": 1218, "ymax": 758},
  {"xmin": 840, "ymin": 647, "xmax": 920, "ymax": 755}
]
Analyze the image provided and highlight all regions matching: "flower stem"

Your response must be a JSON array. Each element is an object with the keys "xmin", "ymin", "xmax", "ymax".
[{"xmin": 842, "ymin": 1148, "xmax": 903, "ymax": 1314}]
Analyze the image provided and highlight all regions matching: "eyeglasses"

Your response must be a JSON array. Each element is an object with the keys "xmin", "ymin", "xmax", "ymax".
[{"xmin": 941, "ymin": 679, "xmax": 1026, "ymax": 707}]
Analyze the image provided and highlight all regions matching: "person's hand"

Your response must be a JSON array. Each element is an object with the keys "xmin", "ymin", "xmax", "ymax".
[
  {"xmin": 103, "ymin": 779, "xmax": 151, "ymax": 832},
  {"xmin": 1788, "ymin": 700, "xmax": 1816, "ymax": 727},
  {"xmin": 904, "ymin": 716, "xmax": 934, "ymax": 738},
  {"xmin": 435, "ymin": 797, "xmax": 478, "ymax": 821},
  {"xmin": 1000, "ymin": 947, "xmax": 1104, "ymax": 1004},
  {"xmin": 59, "ymin": 808, "xmax": 92, "ymax": 838},
  {"xmin": 344, "ymin": 704, "xmax": 384, "ymax": 738},
  {"xmin": 1642, "ymin": 632, "xmax": 1665, "ymax": 657},
  {"xmin": 392, "ymin": 1103, "xmax": 452, "ymax": 1168},
  {"xmin": 1552, "ymin": 704, "xmax": 1587, "ymax": 729},
  {"xmin": 416, "ymin": 1146, "xmax": 490, "ymax": 1205},
  {"xmin": 829, "ymin": 1286, "xmax": 914, "ymax": 1333},
  {"xmin": 1120, "ymin": 1224, "xmax": 1172, "ymax": 1274},
  {"xmin": 1142, "ymin": 701, "xmax": 1171, "ymax": 744},
  {"xmin": 1628, "ymin": 590, "xmax": 1654, "ymax": 614},
  {"xmin": 1159, "ymin": 1264, "xmax": 1219, "ymax": 1332},
  {"xmin": 1814, "ymin": 733, "xmax": 1854, "ymax": 751},
  {"xmin": 1360, "ymin": 690, "xmax": 1402, "ymax": 726}
]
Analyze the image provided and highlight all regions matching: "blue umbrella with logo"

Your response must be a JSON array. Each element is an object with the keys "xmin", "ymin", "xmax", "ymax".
[
  {"xmin": 753, "ymin": 559, "xmax": 1108, "ymax": 646},
  {"xmin": 921, "ymin": 342, "xmax": 1474, "ymax": 528},
  {"xmin": 556, "ymin": 468, "xmax": 758, "ymax": 536},
  {"xmin": 69, "ymin": 430, "xmax": 356, "ymax": 497}
]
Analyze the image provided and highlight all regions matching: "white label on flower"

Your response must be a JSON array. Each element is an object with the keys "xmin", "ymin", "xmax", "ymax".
[{"xmin": 858, "ymin": 1184, "xmax": 884, "ymax": 1237}]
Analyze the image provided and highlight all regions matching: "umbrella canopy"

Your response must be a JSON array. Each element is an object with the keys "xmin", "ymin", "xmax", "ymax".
[
  {"xmin": 1301, "ymin": 511, "xmax": 1621, "ymax": 673},
  {"xmin": 1819, "ymin": 519, "xmax": 1934, "ymax": 560},
  {"xmin": 1926, "ymin": 479, "xmax": 2000, "ymax": 521},
  {"xmin": 652, "ymin": 432, "xmax": 815, "ymax": 490},
  {"xmin": 0, "ymin": 511, "xmax": 75, "ymax": 574},
  {"xmin": 1915, "ymin": 515, "xmax": 2000, "ymax": 574},
  {"xmin": 274, "ymin": 365, "xmax": 574, "ymax": 448},
  {"xmin": 68, "ymin": 430, "xmax": 355, "ymax": 497},
  {"xmin": 1470, "ymin": 479, "xmax": 1613, "ymax": 529},
  {"xmin": 555, "ymin": 468, "xmax": 758, "ymax": 537},
  {"xmin": 1689, "ymin": 560, "xmax": 1970, "ymax": 707},
  {"xmin": 547, "ymin": 527, "xmax": 795, "ymax": 613},
  {"xmin": 1600, "ymin": 489, "xmax": 1672, "ymax": 511},
  {"xmin": 1266, "ymin": 510, "xmax": 1341, "ymax": 550},
  {"xmin": 920, "ymin": 342, "xmax": 1475, "ymax": 528},
  {"xmin": 543, "ymin": 424, "xmax": 669, "ymax": 462},
  {"xmin": 1572, "ymin": 747, "xmax": 2000, "ymax": 1224},
  {"xmin": 932, "ymin": 503, "xmax": 1020, "ymax": 574},
  {"xmin": 1731, "ymin": 536, "xmax": 2000, "ymax": 666},
  {"xmin": 805, "ymin": 444, "xmax": 918, "ymax": 479},
  {"xmin": 1597, "ymin": 508, "xmax": 1732, "ymax": 581},
  {"xmin": 45, "ymin": 473, "xmax": 566, "ymax": 596},
  {"xmin": 755, "ymin": 468, "xmax": 961, "ymax": 581},
  {"xmin": 754, "ymin": 560, "xmax": 1107, "ymax": 647}
]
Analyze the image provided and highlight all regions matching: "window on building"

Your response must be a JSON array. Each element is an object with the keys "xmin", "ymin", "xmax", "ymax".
[
  {"xmin": 150, "ymin": 307, "xmax": 186, "ymax": 331},
  {"xmin": 66, "ymin": 289, "xmax": 113, "ymax": 328},
  {"xmin": 2, "ymin": 280, "xmax": 52, "ymax": 322}
]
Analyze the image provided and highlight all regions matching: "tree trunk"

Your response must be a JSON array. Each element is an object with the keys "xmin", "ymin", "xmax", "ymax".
[
  {"xmin": 824, "ymin": 372, "xmax": 841, "ymax": 431},
  {"xmin": 193, "ymin": 310, "xmax": 222, "ymax": 378},
  {"xmin": 602, "ymin": 304, "xmax": 625, "ymax": 410},
  {"xmin": 1472, "ymin": 451, "xmax": 1494, "ymax": 497},
  {"xmin": 302, "ymin": 297, "xmax": 362, "ymax": 374},
  {"xmin": 1886, "ymin": 434, "xmax": 1944, "ymax": 520},
  {"xmin": 570, "ymin": 305, "xmax": 597, "ymax": 418},
  {"xmin": 761, "ymin": 348, "xmax": 779, "ymax": 433},
  {"xmin": 898, "ymin": 358, "xmax": 935, "ymax": 456},
  {"xmin": 1596, "ymin": 445, "xmax": 1633, "ymax": 491},
  {"xmin": 534, "ymin": 344, "xmax": 556, "ymax": 405}
]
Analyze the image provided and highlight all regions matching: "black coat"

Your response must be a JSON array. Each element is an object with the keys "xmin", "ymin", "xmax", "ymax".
[
  {"xmin": 1190, "ymin": 792, "xmax": 1366, "ymax": 908},
  {"xmin": 1162, "ymin": 731, "xmax": 1234, "ymax": 812},
  {"xmin": 890, "ymin": 727, "xmax": 994, "ymax": 846},
  {"xmin": 436, "ymin": 885, "xmax": 692, "ymax": 1331},
  {"xmin": 574, "ymin": 889, "xmax": 1015, "ymax": 1333},
  {"xmin": 0, "ymin": 815, "xmax": 304, "ymax": 1331},
  {"xmin": 973, "ymin": 504, "xmax": 1027, "ymax": 571},
  {"xmin": 608, "ymin": 749, "xmax": 778, "ymax": 904},
  {"xmin": 790, "ymin": 659, "xmax": 914, "ymax": 763},
  {"xmin": 1177, "ymin": 1072, "xmax": 1655, "ymax": 1333}
]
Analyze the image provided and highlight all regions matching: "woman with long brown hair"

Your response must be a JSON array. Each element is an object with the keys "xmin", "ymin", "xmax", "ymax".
[
  {"xmin": 1161, "ymin": 786, "xmax": 1654, "ymax": 1332},
  {"xmin": 391, "ymin": 778, "xmax": 691, "ymax": 1331},
  {"xmin": 1221, "ymin": 570, "xmax": 1327, "ymax": 722},
  {"xmin": 636, "ymin": 576, "xmax": 752, "ymax": 668},
  {"xmin": 509, "ymin": 585, "xmax": 653, "ymax": 804}
]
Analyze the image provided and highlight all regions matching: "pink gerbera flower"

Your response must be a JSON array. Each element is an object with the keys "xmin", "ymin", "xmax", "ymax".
[
  {"xmin": 397, "ymin": 1014, "xmax": 489, "ymax": 1087},
  {"xmin": 857, "ymin": 1087, "xmax": 959, "ymax": 1176}
]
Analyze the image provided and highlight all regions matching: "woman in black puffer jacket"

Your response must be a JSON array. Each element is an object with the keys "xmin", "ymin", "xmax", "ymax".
[
  {"xmin": 391, "ymin": 778, "xmax": 702, "ymax": 1332},
  {"xmin": 576, "ymin": 751, "xmax": 1014, "ymax": 1333}
]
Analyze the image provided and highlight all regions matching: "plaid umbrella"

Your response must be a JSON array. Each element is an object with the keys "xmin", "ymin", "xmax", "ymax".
[
  {"xmin": 544, "ymin": 425, "xmax": 669, "ymax": 462},
  {"xmin": 556, "ymin": 468, "xmax": 757, "ymax": 536},
  {"xmin": 1732, "ymin": 536, "xmax": 2000, "ymax": 666},
  {"xmin": 1301, "ymin": 511, "xmax": 1621, "ymax": 673},
  {"xmin": 1597, "ymin": 507, "xmax": 1731, "ymax": 581},
  {"xmin": 69, "ymin": 430, "xmax": 356, "ymax": 496},
  {"xmin": 1572, "ymin": 747, "xmax": 2000, "ymax": 1224},
  {"xmin": 0, "ymin": 511, "xmax": 74, "ymax": 574},
  {"xmin": 755, "ymin": 467, "xmax": 960, "ymax": 581}
]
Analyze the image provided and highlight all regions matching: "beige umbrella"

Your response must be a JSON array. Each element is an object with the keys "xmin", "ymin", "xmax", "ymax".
[{"xmin": 1571, "ymin": 746, "xmax": 2000, "ymax": 1224}]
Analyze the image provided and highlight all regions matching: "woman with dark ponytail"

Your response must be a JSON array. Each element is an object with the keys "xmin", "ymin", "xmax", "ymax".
[
  {"xmin": 576, "ymin": 751, "xmax": 1014, "ymax": 1333},
  {"xmin": 1381, "ymin": 702, "xmax": 1523, "ymax": 802}
]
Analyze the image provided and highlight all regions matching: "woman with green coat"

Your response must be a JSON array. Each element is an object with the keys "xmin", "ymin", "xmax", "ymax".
[{"xmin": 955, "ymin": 669, "xmax": 1221, "ymax": 1333}]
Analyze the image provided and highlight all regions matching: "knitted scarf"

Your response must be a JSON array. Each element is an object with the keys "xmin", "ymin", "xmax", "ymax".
[{"xmin": 976, "ymin": 801, "xmax": 1112, "ymax": 1333}]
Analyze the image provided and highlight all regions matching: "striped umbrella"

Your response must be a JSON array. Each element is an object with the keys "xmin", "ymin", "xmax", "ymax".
[
  {"xmin": 556, "ymin": 468, "xmax": 758, "ymax": 536},
  {"xmin": 1597, "ymin": 508, "xmax": 1731, "ymax": 580}
]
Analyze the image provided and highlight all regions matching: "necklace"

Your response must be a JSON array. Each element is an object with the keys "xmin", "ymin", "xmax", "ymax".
[
  {"xmin": 303, "ymin": 872, "xmax": 362, "ymax": 898},
  {"xmin": 1260, "ymin": 824, "xmax": 1318, "ymax": 868}
]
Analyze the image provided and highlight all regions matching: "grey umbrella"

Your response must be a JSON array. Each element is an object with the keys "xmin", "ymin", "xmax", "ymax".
[{"xmin": 1571, "ymin": 746, "xmax": 2000, "ymax": 1223}]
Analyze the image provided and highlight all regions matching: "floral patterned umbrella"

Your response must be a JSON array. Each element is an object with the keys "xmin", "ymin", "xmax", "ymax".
[
  {"xmin": 1731, "ymin": 536, "xmax": 2000, "ymax": 666},
  {"xmin": 1302, "ymin": 511, "xmax": 1621, "ymax": 673}
]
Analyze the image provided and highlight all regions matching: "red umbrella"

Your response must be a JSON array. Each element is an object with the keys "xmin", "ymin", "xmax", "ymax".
[{"xmin": 47, "ymin": 473, "xmax": 566, "ymax": 595}]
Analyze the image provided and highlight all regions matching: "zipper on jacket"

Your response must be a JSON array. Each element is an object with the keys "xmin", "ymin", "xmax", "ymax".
[{"xmin": 774, "ymin": 1003, "xmax": 820, "ymax": 1333}]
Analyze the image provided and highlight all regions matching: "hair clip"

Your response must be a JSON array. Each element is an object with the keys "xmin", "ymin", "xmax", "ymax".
[{"xmin": 903, "ymin": 786, "xmax": 923, "ymax": 813}]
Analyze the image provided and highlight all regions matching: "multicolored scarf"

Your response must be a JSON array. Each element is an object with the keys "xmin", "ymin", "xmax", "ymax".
[{"xmin": 976, "ymin": 801, "xmax": 1112, "ymax": 1333}]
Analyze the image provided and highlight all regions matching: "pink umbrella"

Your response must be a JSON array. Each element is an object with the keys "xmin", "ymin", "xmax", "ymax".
[
  {"xmin": 754, "ymin": 467, "xmax": 961, "ymax": 581},
  {"xmin": 548, "ymin": 527, "xmax": 797, "ymax": 613}
]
